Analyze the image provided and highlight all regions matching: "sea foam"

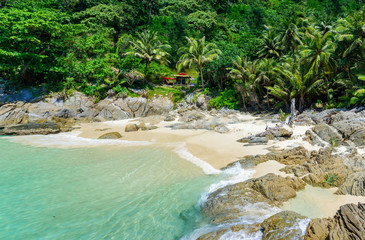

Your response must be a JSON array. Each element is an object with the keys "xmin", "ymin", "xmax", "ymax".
[
  {"xmin": 174, "ymin": 144, "xmax": 221, "ymax": 175},
  {"xmin": 5, "ymin": 132, "xmax": 151, "ymax": 148}
]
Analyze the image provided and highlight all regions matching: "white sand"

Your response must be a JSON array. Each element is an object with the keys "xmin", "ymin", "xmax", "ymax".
[
  {"xmin": 75, "ymin": 116, "xmax": 273, "ymax": 169},
  {"xmin": 282, "ymin": 185, "xmax": 365, "ymax": 218},
  {"xmin": 253, "ymin": 160, "xmax": 295, "ymax": 178}
]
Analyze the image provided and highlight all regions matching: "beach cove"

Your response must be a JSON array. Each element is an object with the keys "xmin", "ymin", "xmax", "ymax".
[{"xmin": 4, "ymin": 107, "xmax": 365, "ymax": 239}]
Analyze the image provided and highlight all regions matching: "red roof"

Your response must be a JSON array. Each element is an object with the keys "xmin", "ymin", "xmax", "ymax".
[{"xmin": 179, "ymin": 73, "xmax": 187, "ymax": 75}]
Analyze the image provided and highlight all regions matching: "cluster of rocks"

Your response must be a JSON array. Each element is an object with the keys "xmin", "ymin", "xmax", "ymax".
[
  {"xmin": 198, "ymin": 139, "xmax": 365, "ymax": 239},
  {"xmin": 237, "ymin": 126, "xmax": 293, "ymax": 145},
  {"xmin": 164, "ymin": 107, "xmax": 241, "ymax": 134},
  {"xmin": 305, "ymin": 202, "xmax": 365, "ymax": 239},
  {"xmin": 300, "ymin": 109, "xmax": 365, "ymax": 147},
  {"xmin": 0, "ymin": 92, "xmax": 173, "ymax": 135}
]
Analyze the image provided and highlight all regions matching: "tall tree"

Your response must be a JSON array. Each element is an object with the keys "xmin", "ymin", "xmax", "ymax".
[
  {"xmin": 177, "ymin": 36, "xmax": 221, "ymax": 89},
  {"xmin": 279, "ymin": 20, "xmax": 303, "ymax": 62},
  {"xmin": 228, "ymin": 56, "xmax": 249, "ymax": 110},
  {"xmin": 127, "ymin": 30, "xmax": 171, "ymax": 82},
  {"xmin": 301, "ymin": 30, "xmax": 336, "ymax": 100},
  {"xmin": 257, "ymin": 29, "xmax": 282, "ymax": 58},
  {"xmin": 336, "ymin": 7, "xmax": 365, "ymax": 58}
]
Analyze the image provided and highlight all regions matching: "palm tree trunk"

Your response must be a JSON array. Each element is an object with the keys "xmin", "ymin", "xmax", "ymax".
[
  {"xmin": 299, "ymin": 95, "xmax": 305, "ymax": 113},
  {"xmin": 200, "ymin": 66, "xmax": 204, "ymax": 90},
  {"xmin": 325, "ymin": 76, "xmax": 330, "ymax": 102},
  {"xmin": 252, "ymin": 85, "xmax": 263, "ymax": 110},
  {"xmin": 266, "ymin": 88, "xmax": 270, "ymax": 109},
  {"xmin": 144, "ymin": 60, "xmax": 149, "ymax": 84}
]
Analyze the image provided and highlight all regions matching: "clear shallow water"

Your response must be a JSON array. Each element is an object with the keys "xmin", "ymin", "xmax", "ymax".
[{"xmin": 0, "ymin": 138, "xmax": 217, "ymax": 240}]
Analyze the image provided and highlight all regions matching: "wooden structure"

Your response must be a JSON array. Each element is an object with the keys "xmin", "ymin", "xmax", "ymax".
[
  {"xmin": 173, "ymin": 74, "xmax": 191, "ymax": 86},
  {"xmin": 164, "ymin": 73, "xmax": 192, "ymax": 87}
]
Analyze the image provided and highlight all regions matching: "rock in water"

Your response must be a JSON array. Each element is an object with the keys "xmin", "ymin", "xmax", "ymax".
[
  {"xmin": 125, "ymin": 124, "xmax": 139, "ymax": 132},
  {"xmin": 261, "ymin": 211, "xmax": 309, "ymax": 240},
  {"xmin": 97, "ymin": 132, "xmax": 122, "ymax": 139},
  {"xmin": 1, "ymin": 122, "xmax": 60, "ymax": 135}
]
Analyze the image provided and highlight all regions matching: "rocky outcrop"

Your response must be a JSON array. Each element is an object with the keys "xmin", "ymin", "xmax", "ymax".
[
  {"xmin": 301, "ymin": 110, "xmax": 365, "ymax": 147},
  {"xmin": 201, "ymin": 174, "xmax": 305, "ymax": 225},
  {"xmin": 312, "ymin": 123, "xmax": 344, "ymax": 146},
  {"xmin": 97, "ymin": 132, "xmax": 122, "ymax": 139},
  {"xmin": 261, "ymin": 211, "xmax": 309, "ymax": 240},
  {"xmin": 251, "ymin": 174, "xmax": 306, "ymax": 202},
  {"xmin": 337, "ymin": 172, "xmax": 365, "ymax": 196},
  {"xmin": 237, "ymin": 127, "xmax": 293, "ymax": 145},
  {"xmin": 0, "ymin": 92, "xmax": 174, "ymax": 135},
  {"xmin": 179, "ymin": 110, "xmax": 205, "ymax": 122},
  {"xmin": 305, "ymin": 203, "xmax": 365, "ymax": 240},
  {"xmin": 1, "ymin": 122, "xmax": 60, "ymax": 135},
  {"xmin": 171, "ymin": 117, "xmax": 230, "ymax": 134}
]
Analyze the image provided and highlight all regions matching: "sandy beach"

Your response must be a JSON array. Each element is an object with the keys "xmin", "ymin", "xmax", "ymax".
[{"xmin": 76, "ymin": 113, "xmax": 315, "ymax": 170}]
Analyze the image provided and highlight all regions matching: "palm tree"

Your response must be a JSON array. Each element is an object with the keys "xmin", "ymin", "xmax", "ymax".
[
  {"xmin": 257, "ymin": 58, "xmax": 279, "ymax": 108},
  {"xmin": 279, "ymin": 20, "xmax": 303, "ymax": 61},
  {"xmin": 270, "ymin": 61, "xmax": 323, "ymax": 112},
  {"xmin": 336, "ymin": 7, "xmax": 365, "ymax": 58},
  {"xmin": 257, "ymin": 29, "xmax": 282, "ymax": 58},
  {"xmin": 177, "ymin": 36, "xmax": 221, "ymax": 89},
  {"xmin": 301, "ymin": 30, "xmax": 336, "ymax": 100},
  {"xmin": 228, "ymin": 57, "xmax": 263, "ymax": 110},
  {"xmin": 127, "ymin": 30, "xmax": 171, "ymax": 82},
  {"xmin": 228, "ymin": 56, "xmax": 249, "ymax": 110},
  {"xmin": 246, "ymin": 60, "xmax": 264, "ymax": 110}
]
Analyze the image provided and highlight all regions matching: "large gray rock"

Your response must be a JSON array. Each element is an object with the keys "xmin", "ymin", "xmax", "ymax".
[
  {"xmin": 332, "ymin": 120, "xmax": 365, "ymax": 146},
  {"xmin": 94, "ymin": 99, "xmax": 130, "ymax": 120},
  {"xmin": 179, "ymin": 110, "xmax": 205, "ymax": 122},
  {"xmin": 201, "ymin": 174, "xmax": 305, "ymax": 225},
  {"xmin": 305, "ymin": 203, "xmax": 365, "ymax": 240},
  {"xmin": 250, "ymin": 173, "xmax": 306, "ymax": 202},
  {"xmin": 145, "ymin": 96, "xmax": 174, "ymax": 116},
  {"xmin": 0, "ymin": 103, "xmax": 29, "ymax": 126},
  {"xmin": 337, "ymin": 172, "xmax": 365, "ymax": 196},
  {"xmin": 312, "ymin": 123, "xmax": 344, "ymax": 146},
  {"xmin": 117, "ymin": 97, "xmax": 147, "ymax": 117},
  {"xmin": 1, "ymin": 122, "xmax": 60, "ymax": 135}
]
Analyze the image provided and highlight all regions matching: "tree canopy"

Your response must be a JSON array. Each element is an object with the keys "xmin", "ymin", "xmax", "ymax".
[{"xmin": 1, "ymin": 0, "xmax": 365, "ymax": 109}]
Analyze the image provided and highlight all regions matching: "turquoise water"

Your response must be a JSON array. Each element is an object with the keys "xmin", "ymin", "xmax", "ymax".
[{"xmin": 0, "ymin": 138, "xmax": 217, "ymax": 240}]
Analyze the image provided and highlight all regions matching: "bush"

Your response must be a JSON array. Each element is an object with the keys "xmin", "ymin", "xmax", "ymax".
[{"xmin": 209, "ymin": 89, "xmax": 240, "ymax": 109}]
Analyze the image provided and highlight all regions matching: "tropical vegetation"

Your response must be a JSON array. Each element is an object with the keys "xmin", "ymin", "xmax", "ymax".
[{"xmin": 1, "ymin": 0, "xmax": 364, "ymax": 111}]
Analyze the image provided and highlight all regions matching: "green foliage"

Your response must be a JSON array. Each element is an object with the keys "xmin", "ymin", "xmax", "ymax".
[
  {"xmin": 279, "ymin": 109, "xmax": 290, "ymax": 121},
  {"xmin": 209, "ymin": 89, "xmax": 240, "ymax": 110},
  {"xmin": 127, "ymin": 30, "xmax": 171, "ymax": 82},
  {"xmin": 187, "ymin": 11, "xmax": 218, "ymax": 32},
  {"xmin": 323, "ymin": 173, "xmax": 339, "ymax": 186},
  {"xmin": 0, "ymin": 7, "xmax": 72, "ymax": 84},
  {"xmin": 72, "ymin": 3, "xmax": 133, "ymax": 33},
  {"xmin": 146, "ymin": 86, "xmax": 184, "ymax": 103},
  {"xmin": 2, "ymin": 0, "xmax": 365, "ymax": 108},
  {"xmin": 177, "ymin": 36, "xmax": 221, "ymax": 89}
]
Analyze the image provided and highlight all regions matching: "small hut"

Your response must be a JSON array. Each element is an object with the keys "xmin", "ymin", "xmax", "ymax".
[{"xmin": 172, "ymin": 73, "xmax": 191, "ymax": 86}]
